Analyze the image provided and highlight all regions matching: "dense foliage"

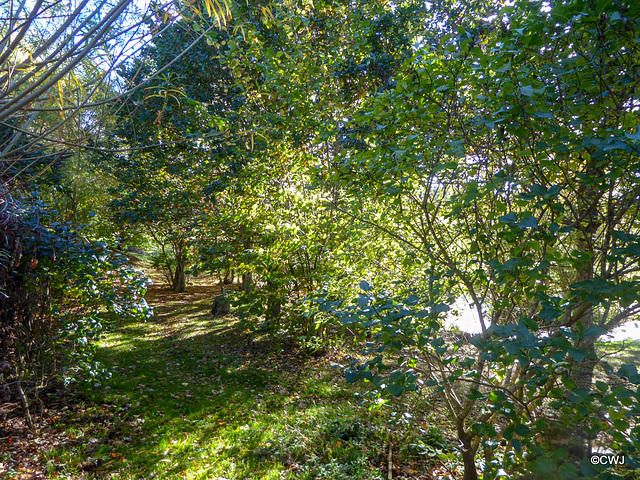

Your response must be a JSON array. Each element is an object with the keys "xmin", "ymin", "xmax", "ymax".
[
  {"xmin": 0, "ymin": 191, "xmax": 150, "ymax": 428},
  {"xmin": 313, "ymin": 1, "xmax": 640, "ymax": 478},
  {"xmin": 2, "ymin": 0, "xmax": 640, "ymax": 478}
]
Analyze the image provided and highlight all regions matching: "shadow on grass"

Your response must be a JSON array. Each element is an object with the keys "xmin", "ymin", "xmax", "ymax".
[
  {"xmin": 596, "ymin": 340, "xmax": 640, "ymax": 376},
  {"xmin": 47, "ymin": 279, "xmax": 386, "ymax": 480}
]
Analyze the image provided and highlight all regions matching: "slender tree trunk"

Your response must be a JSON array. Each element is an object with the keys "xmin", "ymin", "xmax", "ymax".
[
  {"xmin": 240, "ymin": 227, "xmax": 253, "ymax": 292},
  {"xmin": 17, "ymin": 358, "xmax": 34, "ymax": 431},
  {"xmin": 171, "ymin": 241, "xmax": 187, "ymax": 293},
  {"xmin": 572, "ymin": 159, "xmax": 600, "ymax": 389},
  {"xmin": 459, "ymin": 429, "xmax": 478, "ymax": 480}
]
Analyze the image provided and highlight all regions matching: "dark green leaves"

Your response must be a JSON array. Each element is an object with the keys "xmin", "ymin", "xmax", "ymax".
[
  {"xmin": 514, "ymin": 216, "xmax": 537, "ymax": 229},
  {"xmin": 356, "ymin": 294, "xmax": 370, "ymax": 308},
  {"xmin": 617, "ymin": 365, "xmax": 640, "ymax": 384},
  {"xmin": 386, "ymin": 384, "xmax": 404, "ymax": 396},
  {"xmin": 498, "ymin": 212, "xmax": 517, "ymax": 224},
  {"xmin": 497, "ymin": 212, "xmax": 538, "ymax": 229}
]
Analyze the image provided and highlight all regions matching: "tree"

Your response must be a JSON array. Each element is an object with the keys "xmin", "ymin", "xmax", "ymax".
[
  {"xmin": 318, "ymin": 0, "xmax": 640, "ymax": 478},
  {"xmin": 0, "ymin": 188, "xmax": 151, "ymax": 428},
  {"xmin": 0, "ymin": 0, "xmax": 231, "ymax": 188},
  {"xmin": 100, "ymin": 18, "xmax": 241, "ymax": 292},
  {"xmin": 0, "ymin": 0, "xmax": 230, "ymax": 425},
  {"xmin": 188, "ymin": 0, "xmax": 438, "ymax": 330}
]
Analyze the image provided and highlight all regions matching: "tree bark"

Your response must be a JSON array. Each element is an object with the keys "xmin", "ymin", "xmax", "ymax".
[
  {"xmin": 459, "ymin": 430, "xmax": 478, "ymax": 480},
  {"xmin": 556, "ymin": 159, "xmax": 601, "ymax": 459},
  {"xmin": 241, "ymin": 229, "xmax": 253, "ymax": 292},
  {"xmin": 572, "ymin": 160, "xmax": 600, "ymax": 388},
  {"xmin": 172, "ymin": 261, "xmax": 186, "ymax": 292},
  {"xmin": 241, "ymin": 272, "xmax": 253, "ymax": 292},
  {"xmin": 171, "ymin": 241, "xmax": 187, "ymax": 293}
]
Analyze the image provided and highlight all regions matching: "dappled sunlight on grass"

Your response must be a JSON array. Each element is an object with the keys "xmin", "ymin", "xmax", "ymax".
[
  {"xmin": 39, "ymin": 274, "xmax": 463, "ymax": 479},
  {"xmin": 38, "ymin": 278, "xmax": 396, "ymax": 479},
  {"xmin": 597, "ymin": 340, "xmax": 640, "ymax": 366}
]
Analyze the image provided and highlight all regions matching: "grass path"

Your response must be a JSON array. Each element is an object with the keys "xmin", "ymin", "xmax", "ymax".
[
  {"xmin": 33, "ymin": 275, "xmax": 453, "ymax": 480},
  {"xmin": 4, "ymin": 272, "xmax": 639, "ymax": 479}
]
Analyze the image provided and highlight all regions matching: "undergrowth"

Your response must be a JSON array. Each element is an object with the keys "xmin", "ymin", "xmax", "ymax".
[
  {"xmin": 35, "ymin": 275, "xmax": 458, "ymax": 479},
  {"xmin": 15, "ymin": 274, "xmax": 638, "ymax": 479}
]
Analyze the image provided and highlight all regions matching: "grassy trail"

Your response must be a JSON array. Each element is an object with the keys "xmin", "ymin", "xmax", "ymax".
[
  {"xmin": 4, "ymin": 272, "xmax": 638, "ymax": 479},
  {"xmin": 32, "ymin": 275, "xmax": 448, "ymax": 480}
]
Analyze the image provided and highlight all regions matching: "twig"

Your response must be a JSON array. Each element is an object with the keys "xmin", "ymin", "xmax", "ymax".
[{"xmin": 16, "ymin": 379, "xmax": 34, "ymax": 432}]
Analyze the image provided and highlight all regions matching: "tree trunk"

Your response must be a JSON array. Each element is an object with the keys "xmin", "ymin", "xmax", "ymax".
[
  {"xmin": 572, "ymin": 159, "xmax": 599, "ymax": 389},
  {"xmin": 223, "ymin": 269, "xmax": 234, "ymax": 284},
  {"xmin": 240, "ymin": 226, "xmax": 253, "ymax": 292},
  {"xmin": 241, "ymin": 272, "xmax": 253, "ymax": 292},
  {"xmin": 459, "ymin": 430, "xmax": 478, "ymax": 480},
  {"xmin": 265, "ymin": 294, "xmax": 282, "ymax": 331},
  {"xmin": 574, "ymin": 325, "xmax": 597, "ymax": 390},
  {"xmin": 172, "ymin": 260, "xmax": 186, "ymax": 292},
  {"xmin": 559, "ymin": 159, "xmax": 600, "ymax": 458},
  {"xmin": 171, "ymin": 241, "xmax": 187, "ymax": 293}
]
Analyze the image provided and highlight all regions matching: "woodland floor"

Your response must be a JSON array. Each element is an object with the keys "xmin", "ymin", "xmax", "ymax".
[
  {"xmin": 0, "ymin": 269, "xmax": 639, "ymax": 479},
  {"xmin": 0, "ymin": 270, "xmax": 458, "ymax": 479}
]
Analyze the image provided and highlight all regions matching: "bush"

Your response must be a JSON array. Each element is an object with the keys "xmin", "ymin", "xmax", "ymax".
[{"xmin": 0, "ymin": 192, "xmax": 151, "ymax": 428}]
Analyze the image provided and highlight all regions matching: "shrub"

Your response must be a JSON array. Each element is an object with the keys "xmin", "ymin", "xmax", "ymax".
[{"xmin": 0, "ymin": 192, "xmax": 151, "ymax": 428}]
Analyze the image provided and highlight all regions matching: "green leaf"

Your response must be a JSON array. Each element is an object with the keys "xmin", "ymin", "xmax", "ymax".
[
  {"xmin": 356, "ymin": 295, "xmax": 369, "ymax": 308},
  {"xmin": 617, "ymin": 364, "xmax": 640, "ymax": 384},
  {"xmin": 495, "ymin": 61, "xmax": 511, "ymax": 73},
  {"xmin": 386, "ymin": 384, "xmax": 404, "ymax": 396},
  {"xmin": 515, "ymin": 216, "xmax": 537, "ymax": 229},
  {"xmin": 433, "ymin": 303, "xmax": 450, "ymax": 313},
  {"xmin": 489, "ymin": 390, "xmax": 506, "ymax": 402},
  {"xmin": 466, "ymin": 388, "xmax": 484, "ymax": 400},
  {"xmin": 502, "ymin": 424, "xmax": 514, "ymax": 440},
  {"xmin": 624, "ymin": 126, "xmax": 640, "ymax": 141},
  {"xmin": 529, "ymin": 184, "xmax": 547, "ymax": 196},
  {"xmin": 539, "ymin": 304, "xmax": 562, "ymax": 322},
  {"xmin": 580, "ymin": 458, "xmax": 596, "ymax": 478},
  {"xmin": 498, "ymin": 212, "xmax": 518, "ymax": 224},
  {"xmin": 582, "ymin": 324, "xmax": 606, "ymax": 339},
  {"xmin": 345, "ymin": 369, "xmax": 359, "ymax": 383},
  {"xmin": 561, "ymin": 376, "xmax": 576, "ymax": 390},
  {"xmin": 511, "ymin": 437, "xmax": 522, "ymax": 452},
  {"xmin": 519, "ymin": 85, "xmax": 534, "ymax": 97},
  {"xmin": 533, "ymin": 111, "xmax": 555, "ymax": 119},
  {"xmin": 533, "ymin": 456, "xmax": 556, "ymax": 475},
  {"xmin": 568, "ymin": 347, "xmax": 587, "ymax": 361},
  {"xmin": 611, "ymin": 230, "xmax": 638, "ymax": 243}
]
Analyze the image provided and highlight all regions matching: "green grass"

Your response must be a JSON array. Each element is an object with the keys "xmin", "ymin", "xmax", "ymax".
[
  {"xmin": 595, "ymin": 339, "xmax": 640, "ymax": 389},
  {"xmin": 40, "ymin": 278, "xmax": 457, "ymax": 479},
  {"xmin": 38, "ymin": 272, "xmax": 640, "ymax": 480},
  {"xmin": 33, "ymin": 272, "xmax": 640, "ymax": 480},
  {"xmin": 597, "ymin": 340, "xmax": 640, "ymax": 369}
]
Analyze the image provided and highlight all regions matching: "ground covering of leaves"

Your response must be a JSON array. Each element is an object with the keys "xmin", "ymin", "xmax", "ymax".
[{"xmin": 0, "ymin": 271, "xmax": 463, "ymax": 480}]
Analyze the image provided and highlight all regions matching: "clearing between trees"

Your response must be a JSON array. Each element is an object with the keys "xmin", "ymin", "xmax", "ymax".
[{"xmin": 1, "ymin": 270, "xmax": 455, "ymax": 480}]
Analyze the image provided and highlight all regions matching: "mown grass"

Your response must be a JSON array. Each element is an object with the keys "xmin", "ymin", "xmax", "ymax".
[{"xmin": 40, "ymin": 275, "xmax": 458, "ymax": 479}]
